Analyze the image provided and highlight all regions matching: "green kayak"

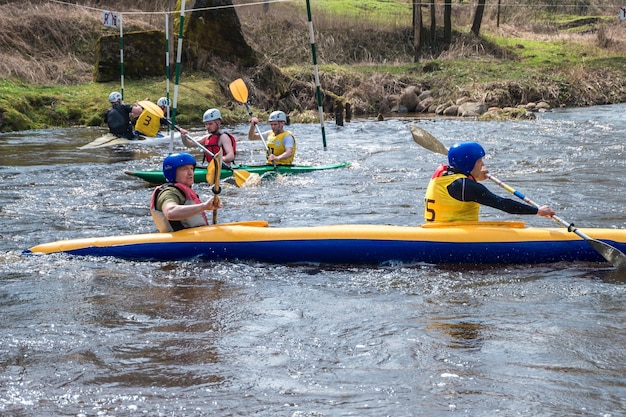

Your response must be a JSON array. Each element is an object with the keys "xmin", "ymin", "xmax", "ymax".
[{"xmin": 124, "ymin": 162, "xmax": 351, "ymax": 184}]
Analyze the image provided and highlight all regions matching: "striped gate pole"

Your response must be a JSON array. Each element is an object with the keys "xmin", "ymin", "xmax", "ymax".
[
  {"xmin": 170, "ymin": 0, "xmax": 186, "ymax": 154},
  {"xmin": 164, "ymin": 13, "xmax": 171, "ymax": 122},
  {"xmin": 305, "ymin": 0, "xmax": 327, "ymax": 150},
  {"xmin": 119, "ymin": 14, "xmax": 125, "ymax": 100}
]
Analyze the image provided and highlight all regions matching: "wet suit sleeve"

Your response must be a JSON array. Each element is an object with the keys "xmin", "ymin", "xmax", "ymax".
[{"xmin": 448, "ymin": 178, "xmax": 538, "ymax": 215}]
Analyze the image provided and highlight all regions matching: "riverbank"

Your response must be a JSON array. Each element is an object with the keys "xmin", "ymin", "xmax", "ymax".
[{"xmin": 0, "ymin": 1, "xmax": 625, "ymax": 132}]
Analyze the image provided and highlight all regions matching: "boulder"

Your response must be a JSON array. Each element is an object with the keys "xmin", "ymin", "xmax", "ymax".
[{"xmin": 94, "ymin": 30, "xmax": 165, "ymax": 82}]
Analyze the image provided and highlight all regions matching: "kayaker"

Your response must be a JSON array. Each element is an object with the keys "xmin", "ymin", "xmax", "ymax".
[
  {"xmin": 131, "ymin": 100, "xmax": 161, "ymax": 138},
  {"xmin": 248, "ymin": 110, "xmax": 296, "ymax": 165},
  {"xmin": 103, "ymin": 91, "xmax": 135, "ymax": 140},
  {"xmin": 150, "ymin": 153, "xmax": 222, "ymax": 233},
  {"xmin": 181, "ymin": 108, "xmax": 237, "ymax": 167},
  {"xmin": 157, "ymin": 97, "xmax": 170, "ymax": 127},
  {"xmin": 424, "ymin": 141, "xmax": 555, "ymax": 222}
]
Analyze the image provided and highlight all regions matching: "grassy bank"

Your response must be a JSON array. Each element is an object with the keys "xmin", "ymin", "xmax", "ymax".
[{"xmin": 0, "ymin": 0, "xmax": 625, "ymax": 132}]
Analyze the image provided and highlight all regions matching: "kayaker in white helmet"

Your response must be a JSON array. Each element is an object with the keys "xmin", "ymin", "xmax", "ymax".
[
  {"xmin": 248, "ymin": 110, "xmax": 296, "ymax": 165},
  {"xmin": 182, "ymin": 108, "xmax": 237, "ymax": 166},
  {"xmin": 103, "ymin": 91, "xmax": 135, "ymax": 140}
]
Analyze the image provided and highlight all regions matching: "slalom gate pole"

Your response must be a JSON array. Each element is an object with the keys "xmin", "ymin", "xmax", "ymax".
[
  {"xmin": 165, "ymin": 13, "xmax": 171, "ymax": 123},
  {"xmin": 119, "ymin": 14, "xmax": 125, "ymax": 100},
  {"xmin": 170, "ymin": 0, "xmax": 186, "ymax": 154},
  {"xmin": 305, "ymin": 0, "xmax": 327, "ymax": 150}
]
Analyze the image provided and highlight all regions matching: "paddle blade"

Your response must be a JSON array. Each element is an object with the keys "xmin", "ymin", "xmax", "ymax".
[
  {"xmin": 211, "ymin": 151, "xmax": 223, "ymax": 187},
  {"xmin": 586, "ymin": 238, "xmax": 626, "ymax": 270},
  {"xmin": 410, "ymin": 125, "xmax": 449, "ymax": 156},
  {"xmin": 138, "ymin": 100, "xmax": 164, "ymax": 119},
  {"xmin": 205, "ymin": 164, "xmax": 216, "ymax": 185},
  {"xmin": 229, "ymin": 78, "xmax": 249, "ymax": 104},
  {"xmin": 240, "ymin": 171, "xmax": 262, "ymax": 187}
]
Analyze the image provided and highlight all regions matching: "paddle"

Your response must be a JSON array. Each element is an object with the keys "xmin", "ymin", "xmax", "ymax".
[
  {"xmin": 140, "ymin": 105, "xmax": 257, "ymax": 188},
  {"xmin": 410, "ymin": 124, "xmax": 626, "ymax": 270},
  {"xmin": 229, "ymin": 78, "xmax": 283, "ymax": 178},
  {"xmin": 182, "ymin": 131, "xmax": 260, "ymax": 188},
  {"xmin": 208, "ymin": 149, "xmax": 222, "ymax": 224}
]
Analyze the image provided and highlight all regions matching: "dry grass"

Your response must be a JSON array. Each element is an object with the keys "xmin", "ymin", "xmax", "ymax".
[
  {"xmin": 0, "ymin": 0, "xmax": 624, "ymax": 88},
  {"xmin": 0, "ymin": 1, "xmax": 159, "ymax": 84}
]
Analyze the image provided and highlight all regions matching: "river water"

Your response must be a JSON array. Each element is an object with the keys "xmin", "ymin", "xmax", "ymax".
[{"xmin": 1, "ymin": 104, "xmax": 624, "ymax": 416}]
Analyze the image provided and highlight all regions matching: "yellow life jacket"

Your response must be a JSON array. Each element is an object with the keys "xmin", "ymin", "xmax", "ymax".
[
  {"xmin": 267, "ymin": 131, "xmax": 296, "ymax": 165},
  {"xmin": 424, "ymin": 169, "xmax": 480, "ymax": 223},
  {"xmin": 134, "ymin": 109, "xmax": 161, "ymax": 137}
]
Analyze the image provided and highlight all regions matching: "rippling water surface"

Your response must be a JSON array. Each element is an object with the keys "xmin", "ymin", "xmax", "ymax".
[{"xmin": 1, "ymin": 104, "xmax": 624, "ymax": 416}]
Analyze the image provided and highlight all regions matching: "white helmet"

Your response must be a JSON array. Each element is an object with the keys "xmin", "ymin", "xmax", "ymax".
[
  {"xmin": 268, "ymin": 110, "xmax": 287, "ymax": 122},
  {"xmin": 203, "ymin": 108, "xmax": 221, "ymax": 122},
  {"xmin": 108, "ymin": 91, "xmax": 122, "ymax": 103},
  {"xmin": 157, "ymin": 97, "xmax": 169, "ymax": 107}
]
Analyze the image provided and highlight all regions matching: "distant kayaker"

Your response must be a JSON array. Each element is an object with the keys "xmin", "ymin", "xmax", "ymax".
[
  {"xmin": 424, "ymin": 142, "xmax": 555, "ymax": 223},
  {"xmin": 131, "ymin": 100, "xmax": 161, "ymax": 138},
  {"xmin": 181, "ymin": 108, "xmax": 237, "ymax": 167},
  {"xmin": 248, "ymin": 110, "xmax": 296, "ymax": 165},
  {"xmin": 104, "ymin": 91, "xmax": 135, "ymax": 140},
  {"xmin": 150, "ymin": 153, "xmax": 222, "ymax": 233},
  {"xmin": 157, "ymin": 97, "xmax": 170, "ymax": 127}
]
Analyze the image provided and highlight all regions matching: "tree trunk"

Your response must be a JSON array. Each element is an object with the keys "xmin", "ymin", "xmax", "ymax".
[
  {"xmin": 430, "ymin": 1, "xmax": 436, "ymax": 44},
  {"xmin": 182, "ymin": 0, "xmax": 258, "ymax": 68},
  {"xmin": 413, "ymin": 0, "xmax": 422, "ymax": 62},
  {"xmin": 471, "ymin": 0, "xmax": 486, "ymax": 36},
  {"xmin": 443, "ymin": 0, "xmax": 452, "ymax": 45}
]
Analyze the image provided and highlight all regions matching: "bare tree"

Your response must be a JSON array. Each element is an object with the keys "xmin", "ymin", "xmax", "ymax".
[
  {"xmin": 443, "ymin": 0, "xmax": 452, "ymax": 45},
  {"xmin": 413, "ymin": 0, "xmax": 423, "ymax": 62},
  {"xmin": 471, "ymin": 0, "xmax": 486, "ymax": 36},
  {"xmin": 430, "ymin": 1, "xmax": 436, "ymax": 45}
]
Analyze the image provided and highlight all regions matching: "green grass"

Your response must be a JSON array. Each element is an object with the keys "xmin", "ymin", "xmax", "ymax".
[
  {"xmin": 0, "ymin": 76, "xmax": 234, "ymax": 132},
  {"xmin": 295, "ymin": 0, "xmax": 412, "ymax": 25}
]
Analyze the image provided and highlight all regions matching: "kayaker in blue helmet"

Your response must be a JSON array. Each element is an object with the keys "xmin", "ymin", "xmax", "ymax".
[
  {"xmin": 150, "ymin": 153, "xmax": 221, "ymax": 232},
  {"xmin": 424, "ymin": 141, "xmax": 555, "ymax": 223}
]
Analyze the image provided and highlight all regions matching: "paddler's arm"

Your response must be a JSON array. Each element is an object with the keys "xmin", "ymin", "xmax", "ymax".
[
  {"xmin": 162, "ymin": 198, "xmax": 222, "ymax": 221},
  {"xmin": 449, "ymin": 178, "xmax": 555, "ymax": 217},
  {"xmin": 248, "ymin": 117, "xmax": 261, "ymax": 140},
  {"xmin": 268, "ymin": 146, "xmax": 293, "ymax": 162}
]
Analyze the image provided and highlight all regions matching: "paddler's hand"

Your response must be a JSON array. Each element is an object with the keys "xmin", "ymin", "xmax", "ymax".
[
  {"xmin": 537, "ymin": 205, "xmax": 555, "ymax": 218},
  {"xmin": 203, "ymin": 197, "xmax": 222, "ymax": 211}
]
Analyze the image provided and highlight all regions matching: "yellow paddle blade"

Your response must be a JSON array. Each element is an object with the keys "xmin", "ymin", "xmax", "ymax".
[
  {"xmin": 211, "ymin": 151, "xmax": 222, "ymax": 225},
  {"xmin": 205, "ymin": 163, "xmax": 216, "ymax": 185},
  {"xmin": 229, "ymin": 78, "xmax": 249, "ymax": 104},
  {"xmin": 137, "ymin": 100, "xmax": 164, "ymax": 119},
  {"xmin": 211, "ymin": 150, "xmax": 223, "ymax": 187},
  {"xmin": 233, "ymin": 170, "xmax": 261, "ymax": 187}
]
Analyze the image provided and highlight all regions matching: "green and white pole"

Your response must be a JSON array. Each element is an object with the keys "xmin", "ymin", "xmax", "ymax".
[
  {"xmin": 170, "ymin": 0, "xmax": 186, "ymax": 154},
  {"xmin": 164, "ymin": 13, "xmax": 171, "ymax": 123},
  {"xmin": 305, "ymin": 0, "xmax": 327, "ymax": 150},
  {"xmin": 119, "ymin": 14, "xmax": 125, "ymax": 100}
]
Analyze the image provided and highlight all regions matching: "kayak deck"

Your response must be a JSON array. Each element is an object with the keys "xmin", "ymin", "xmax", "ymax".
[
  {"xmin": 79, "ymin": 131, "xmax": 182, "ymax": 149},
  {"xmin": 124, "ymin": 162, "xmax": 351, "ymax": 184},
  {"xmin": 24, "ymin": 221, "xmax": 626, "ymax": 267}
]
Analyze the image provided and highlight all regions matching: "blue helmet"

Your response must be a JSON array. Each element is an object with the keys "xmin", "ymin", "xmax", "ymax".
[
  {"xmin": 163, "ymin": 153, "xmax": 196, "ymax": 183},
  {"xmin": 448, "ymin": 142, "xmax": 486, "ymax": 175}
]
